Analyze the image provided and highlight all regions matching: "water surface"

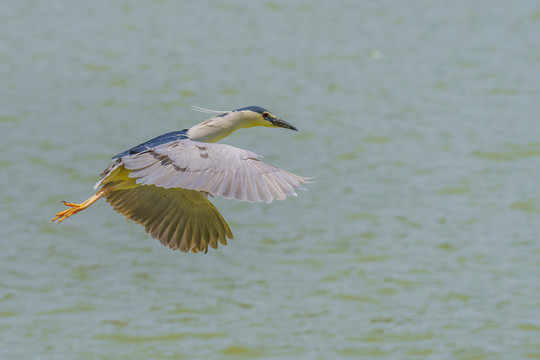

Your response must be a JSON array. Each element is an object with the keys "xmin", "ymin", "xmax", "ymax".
[{"xmin": 1, "ymin": 1, "xmax": 540, "ymax": 359}]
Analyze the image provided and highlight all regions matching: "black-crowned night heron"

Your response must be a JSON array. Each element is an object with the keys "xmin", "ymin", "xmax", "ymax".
[{"xmin": 52, "ymin": 106, "xmax": 309, "ymax": 253}]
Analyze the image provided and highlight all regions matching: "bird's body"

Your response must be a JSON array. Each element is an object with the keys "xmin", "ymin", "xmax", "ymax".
[{"xmin": 52, "ymin": 106, "xmax": 308, "ymax": 253}]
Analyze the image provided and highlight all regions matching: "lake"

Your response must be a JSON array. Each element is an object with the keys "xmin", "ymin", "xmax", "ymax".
[{"xmin": 1, "ymin": 1, "xmax": 539, "ymax": 359}]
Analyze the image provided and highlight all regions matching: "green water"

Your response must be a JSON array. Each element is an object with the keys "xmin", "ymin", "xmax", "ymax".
[{"xmin": 1, "ymin": 1, "xmax": 540, "ymax": 359}]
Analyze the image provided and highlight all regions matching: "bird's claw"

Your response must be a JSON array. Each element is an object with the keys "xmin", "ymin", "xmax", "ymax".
[{"xmin": 51, "ymin": 202, "xmax": 84, "ymax": 223}]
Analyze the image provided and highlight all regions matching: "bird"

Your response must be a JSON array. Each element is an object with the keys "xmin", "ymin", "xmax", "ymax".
[{"xmin": 51, "ymin": 106, "xmax": 309, "ymax": 253}]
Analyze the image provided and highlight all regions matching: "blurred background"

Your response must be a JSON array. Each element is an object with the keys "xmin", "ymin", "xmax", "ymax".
[{"xmin": 1, "ymin": 1, "xmax": 539, "ymax": 359}]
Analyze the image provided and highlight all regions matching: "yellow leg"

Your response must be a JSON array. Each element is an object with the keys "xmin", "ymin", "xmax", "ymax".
[{"xmin": 51, "ymin": 188, "xmax": 112, "ymax": 224}]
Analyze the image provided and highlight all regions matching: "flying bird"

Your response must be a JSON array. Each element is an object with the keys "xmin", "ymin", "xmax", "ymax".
[{"xmin": 52, "ymin": 106, "xmax": 309, "ymax": 253}]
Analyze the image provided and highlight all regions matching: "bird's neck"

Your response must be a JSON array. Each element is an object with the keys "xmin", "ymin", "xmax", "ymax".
[{"xmin": 187, "ymin": 112, "xmax": 249, "ymax": 143}]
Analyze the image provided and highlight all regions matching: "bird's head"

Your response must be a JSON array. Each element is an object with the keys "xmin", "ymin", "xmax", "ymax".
[
  {"xmin": 188, "ymin": 105, "xmax": 298, "ymax": 143},
  {"xmin": 229, "ymin": 106, "xmax": 298, "ymax": 131}
]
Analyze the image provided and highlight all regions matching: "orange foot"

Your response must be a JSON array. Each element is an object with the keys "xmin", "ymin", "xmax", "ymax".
[
  {"xmin": 51, "ymin": 201, "xmax": 87, "ymax": 223},
  {"xmin": 51, "ymin": 188, "xmax": 112, "ymax": 224}
]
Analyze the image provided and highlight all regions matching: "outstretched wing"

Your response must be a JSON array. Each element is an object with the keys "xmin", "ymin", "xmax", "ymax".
[
  {"xmin": 119, "ymin": 139, "xmax": 309, "ymax": 203},
  {"xmin": 105, "ymin": 185, "xmax": 232, "ymax": 253}
]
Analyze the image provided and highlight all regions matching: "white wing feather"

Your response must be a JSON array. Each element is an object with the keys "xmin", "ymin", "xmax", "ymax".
[{"xmin": 120, "ymin": 139, "xmax": 308, "ymax": 203}]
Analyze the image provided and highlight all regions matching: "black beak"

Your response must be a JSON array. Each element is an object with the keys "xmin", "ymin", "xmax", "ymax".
[{"xmin": 271, "ymin": 118, "xmax": 298, "ymax": 131}]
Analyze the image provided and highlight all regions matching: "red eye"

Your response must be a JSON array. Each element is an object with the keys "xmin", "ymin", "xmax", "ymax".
[{"xmin": 262, "ymin": 112, "xmax": 269, "ymax": 119}]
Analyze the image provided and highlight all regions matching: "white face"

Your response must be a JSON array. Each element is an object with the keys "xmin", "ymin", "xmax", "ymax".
[
  {"xmin": 259, "ymin": 111, "xmax": 278, "ymax": 127},
  {"xmin": 256, "ymin": 111, "xmax": 298, "ymax": 131},
  {"xmin": 240, "ymin": 110, "xmax": 276, "ymax": 128}
]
